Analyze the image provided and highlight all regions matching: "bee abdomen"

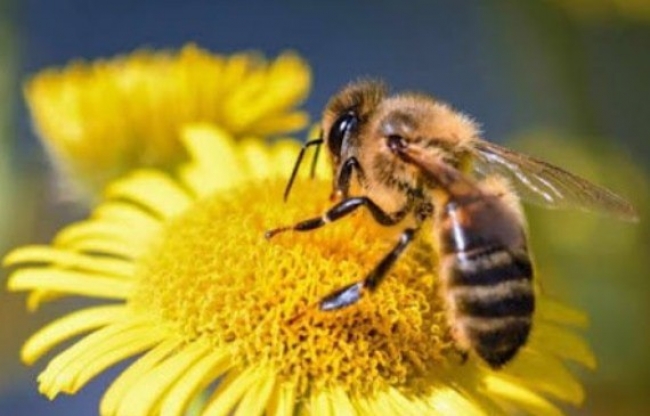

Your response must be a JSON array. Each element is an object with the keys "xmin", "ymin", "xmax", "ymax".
[
  {"xmin": 461, "ymin": 316, "xmax": 532, "ymax": 368},
  {"xmin": 450, "ymin": 246, "xmax": 533, "ymax": 287},
  {"xmin": 453, "ymin": 280, "xmax": 534, "ymax": 318},
  {"xmin": 446, "ymin": 246, "xmax": 535, "ymax": 368}
]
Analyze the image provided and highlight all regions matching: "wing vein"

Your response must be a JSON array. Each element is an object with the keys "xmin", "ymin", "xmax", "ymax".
[{"xmin": 470, "ymin": 140, "xmax": 637, "ymax": 221}]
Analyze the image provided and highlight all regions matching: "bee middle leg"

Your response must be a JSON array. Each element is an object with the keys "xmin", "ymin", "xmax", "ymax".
[
  {"xmin": 319, "ymin": 227, "xmax": 417, "ymax": 310},
  {"xmin": 265, "ymin": 196, "xmax": 406, "ymax": 239}
]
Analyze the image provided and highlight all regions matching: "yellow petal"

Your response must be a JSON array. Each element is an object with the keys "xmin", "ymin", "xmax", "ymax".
[
  {"xmin": 26, "ymin": 290, "xmax": 64, "ymax": 311},
  {"xmin": 308, "ymin": 388, "xmax": 334, "ymax": 416},
  {"xmin": 104, "ymin": 170, "xmax": 192, "ymax": 218},
  {"xmin": 502, "ymin": 348, "xmax": 584, "ymax": 405},
  {"xmin": 62, "ymin": 326, "xmax": 166, "ymax": 395},
  {"xmin": 8, "ymin": 268, "xmax": 133, "ymax": 299},
  {"xmin": 101, "ymin": 338, "xmax": 183, "ymax": 416},
  {"xmin": 93, "ymin": 201, "xmax": 162, "ymax": 230},
  {"xmin": 225, "ymin": 52, "xmax": 310, "ymax": 133},
  {"xmin": 266, "ymin": 380, "xmax": 297, "ymax": 416},
  {"xmin": 180, "ymin": 124, "xmax": 245, "ymax": 192},
  {"xmin": 385, "ymin": 387, "xmax": 433, "ymax": 416},
  {"xmin": 54, "ymin": 220, "xmax": 154, "ymax": 256},
  {"xmin": 159, "ymin": 349, "xmax": 233, "ymax": 416},
  {"xmin": 531, "ymin": 322, "xmax": 596, "ymax": 369},
  {"xmin": 4, "ymin": 246, "xmax": 135, "ymax": 278},
  {"xmin": 483, "ymin": 374, "xmax": 563, "ymax": 416},
  {"xmin": 238, "ymin": 138, "xmax": 274, "ymax": 181},
  {"xmin": 118, "ymin": 341, "xmax": 211, "ymax": 416},
  {"xmin": 422, "ymin": 384, "xmax": 486, "ymax": 416},
  {"xmin": 177, "ymin": 164, "xmax": 216, "ymax": 198},
  {"xmin": 328, "ymin": 387, "xmax": 358, "ymax": 416},
  {"xmin": 38, "ymin": 320, "xmax": 160, "ymax": 399},
  {"xmin": 349, "ymin": 395, "xmax": 375, "ymax": 416},
  {"xmin": 22, "ymin": 305, "xmax": 127, "ymax": 364},
  {"xmin": 203, "ymin": 367, "xmax": 260, "ymax": 416},
  {"xmin": 220, "ymin": 53, "xmax": 260, "ymax": 96},
  {"xmin": 233, "ymin": 367, "xmax": 276, "ymax": 416},
  {"xmin": 537, "ymin": 298, "xmax": 589, "ymax": 328},
  {"xmin": 247, "ymin": 112, "xmax": 309, "ymax": 138}
]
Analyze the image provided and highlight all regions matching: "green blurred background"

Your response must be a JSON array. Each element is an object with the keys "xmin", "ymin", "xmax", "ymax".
[{"xmin": 1, "ymin": 0, "xmax": 649, "ymax": 414}]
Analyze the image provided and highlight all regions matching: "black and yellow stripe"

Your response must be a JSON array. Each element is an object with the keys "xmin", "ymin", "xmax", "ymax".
[{"xmin": 440, "ymin": 197, "xmax": 534, "ymax": 368}]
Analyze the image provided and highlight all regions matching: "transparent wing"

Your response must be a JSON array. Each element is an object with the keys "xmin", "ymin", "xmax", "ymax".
[{"xmin": 471, "ymin": 140, "xmax": 638, "ymax": 221}]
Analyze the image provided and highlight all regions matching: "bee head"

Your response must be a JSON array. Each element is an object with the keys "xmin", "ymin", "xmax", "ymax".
[{"xmin": 322, "ymin": 80, "xmax": 386, "ymax": 198}]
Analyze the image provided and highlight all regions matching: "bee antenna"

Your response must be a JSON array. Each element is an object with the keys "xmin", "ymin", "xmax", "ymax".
[
  {"xmin": 309, "ymin": 135, "xmax": 323, "ymax": 179},
  {"xmin": 283, "ymin": 137, "xmax": 324, "ymax": 202}
]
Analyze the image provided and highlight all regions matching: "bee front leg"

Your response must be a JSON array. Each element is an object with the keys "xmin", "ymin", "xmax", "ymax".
[
  {"xmin": 265, "ymin": 196, "xmax": 406, "ymax": 239},
  {"xmin": 319, "ymin": 228, "xmax": 417, "ymax": 310}
]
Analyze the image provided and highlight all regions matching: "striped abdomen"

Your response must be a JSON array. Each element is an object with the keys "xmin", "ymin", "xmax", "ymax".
[{"xmin": 439, "ymin": 195, "xmax": 534, "ymax": 369}]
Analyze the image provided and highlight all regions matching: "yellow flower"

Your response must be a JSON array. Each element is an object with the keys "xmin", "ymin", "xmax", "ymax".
[
  {"xmin": 5, "ymin": 125, "xmax": 595, "ymax": 415},
  {"xmin": 25, "ymin": 44, "xmax": 311, "ymax": 195}
]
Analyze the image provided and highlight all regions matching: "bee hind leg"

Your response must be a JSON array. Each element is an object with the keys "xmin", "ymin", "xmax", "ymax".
[{"xmin": 318, "ymin": 228, "xmax": 418, "ymax": 311}]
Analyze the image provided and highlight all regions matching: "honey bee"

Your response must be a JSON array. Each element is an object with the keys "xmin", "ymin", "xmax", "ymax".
[{"xmin": 265, "ymin": 80, "xmax": 637, "ymax": 368}]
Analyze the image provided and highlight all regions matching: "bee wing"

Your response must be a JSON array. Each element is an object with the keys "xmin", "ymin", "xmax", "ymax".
[{"xmin": 471, "ymin": 140, "xmax": 638, "ymax": 221}]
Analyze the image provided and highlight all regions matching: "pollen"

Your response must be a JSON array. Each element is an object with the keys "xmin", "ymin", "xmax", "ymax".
[{"xmin": 133, "ymin": 178, "xmax": 453, "ymax": 396}]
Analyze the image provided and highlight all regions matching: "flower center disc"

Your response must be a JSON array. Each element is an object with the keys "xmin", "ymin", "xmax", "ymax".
[{"xmin": 133, "ymin": 178, "xmax": 453, "ymax": 395}]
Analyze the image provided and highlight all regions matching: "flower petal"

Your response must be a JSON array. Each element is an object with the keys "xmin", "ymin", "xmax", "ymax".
[
  {"xmin": 537, "ymin": 298, "xmax": 589, "ymax": 328},
  {"xmin": 26, "ymin": 290, "xmax": 65, "ymax": 311},
  {"xmin": 159, "ymin": 349, "xmax": 233, "ymax": 416},
  {"xmin": 22, "ymin": 305, "xmax": 127, "ymax": 364},
  {"xmin": 118, "ymin": 341, "xmax": 212, "ymax": 416},
  {"xmin": 4, "ymin": 246, "xmax": 135, "ymax": 278},
  {"xmin": 247, "ymin": 112, "xmax": 309, "ymax": 138},
  {"xmin": 93, "ymin": 201, "xmax": 162, "ymax": 231},
  {"xmin": 54, "ymin": 220, "xmax": 154, "ymax": 257},
  {"xmin": 422, "ymin": 384, "xmax": 486, "ymax": 416},
  {"xmin": 265, "ymin": 380, "xmax": 297, "ymax": 416},
  {"xmin": 308, "ymin": 388, "xmax": 334, "ymax": 416},
  {"xmin": 38, "ymin": 320, "xmax": 163, "ymax": 399},
  {"xmin": 238, "ymin": 138, "xmax": 274, "ymax": 181},
  {"xmin": 63, "ymin": 327, "xmax": 166, "ymax": 395},
  {"xmin": 203, "ymin": 367, "xmax": 261, "ymax": 416},
  {"xmin": 232, "ymin": 367, "xmax": 276, "ymax": 416},
  {"xmin": 483, "ymin": 374, "xmax": 563, "ymax": 416},
  {"xmin": 104, "ymin": 170, "xmax": 192, "ymax": 218},
  {"xmin": 8, "ymin": 268, "xmax": 133, "ymax": 299},
  {"xmin": 101, "ymin": 338, "xmax": 183, "ymax": 416},
  {"xmin": 328, "ymin": 386, "xmax": 359, "ymax": 416},
  {"xmin": 502, "ymin": 348, "xmax": 585, "ymax": 405},
  {"xmin": 531, "ymin": 322, "xmax": 596, "ymax": 369},
  {"xmin": 385, "ymin": 387, "xmax": 435, "ymax": 416},
  {"xmin": 178, "ymin": 124, "xmax": 246, "ymax": 196}
]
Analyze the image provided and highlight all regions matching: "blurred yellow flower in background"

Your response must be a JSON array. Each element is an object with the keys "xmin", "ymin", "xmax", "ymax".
[
  {"xmin": 25, "ymin": 44, "xmax": 311, "ymax": 196},
  {"xmin": 6, "ymin": 47, "xmax": 599, "ymax": 415}
]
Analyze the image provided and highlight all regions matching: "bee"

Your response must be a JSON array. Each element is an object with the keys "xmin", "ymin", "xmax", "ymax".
[{"xmin": 265, "ymin": 80, "xmax": 637, "ymax": 368}]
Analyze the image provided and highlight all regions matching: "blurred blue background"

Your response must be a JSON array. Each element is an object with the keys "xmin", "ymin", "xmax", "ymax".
[{"xmin": 1, "ymin": 0, "xmax": 649, "ymax": 414}]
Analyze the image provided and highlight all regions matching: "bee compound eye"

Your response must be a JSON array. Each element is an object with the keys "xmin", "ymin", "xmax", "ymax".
[{"xmin": 328, "ymin": 111, "xmax": 358, "ymax": 157}]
